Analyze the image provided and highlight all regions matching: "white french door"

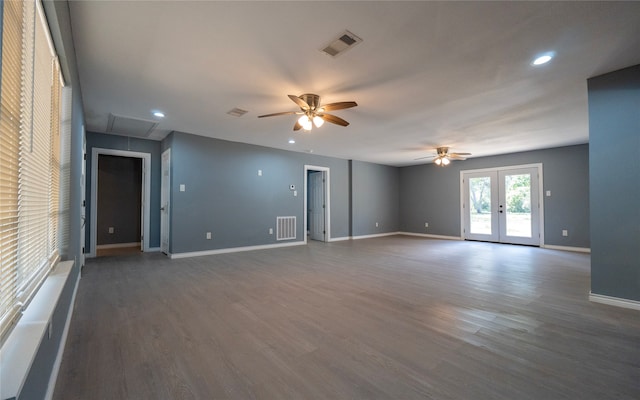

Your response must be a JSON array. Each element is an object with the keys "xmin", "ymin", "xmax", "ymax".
[
  {"xmin": 160, "ymin": 149, "xmax": 171, "ymax": 254},
  {"xmin": 462, "ymin": 165, "xmax": 542, "ymax": 246},
  {"xmin": 308, "ymin": 171, "xmax": 325, "ymax": 241}
]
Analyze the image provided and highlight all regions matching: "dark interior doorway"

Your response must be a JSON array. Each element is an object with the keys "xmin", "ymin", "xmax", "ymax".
[{"xmin": 96, "ymin": 155, "xmax": 142, "ymax": 257}]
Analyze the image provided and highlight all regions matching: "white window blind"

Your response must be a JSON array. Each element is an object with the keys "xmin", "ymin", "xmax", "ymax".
[
  {"xmin": 0, "ymin": 0, "xmax": 64, "ymax": 341},
  {"xmin": 58, "ymin": 86, "xmax": 72, "ymax": 255},
  {"xmin": 0, "ymin": 0, "xmax": 23, "ymax": 339}
]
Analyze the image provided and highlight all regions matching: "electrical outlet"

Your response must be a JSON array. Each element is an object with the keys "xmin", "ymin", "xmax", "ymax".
[
  {"xmin": 375, "ymin": 222, "xmax": 379, "ymax": 227},
  {"xmin": 108, "ymin": 227, "xmax": 114, "ymax": 234},
  {"xmin": 258, "ymin": 169, "xmax": 262, "ymax": 176},
  {"xmin": 269, "ymin": 228, "xmax": 273, "ymax": 235},
  {"xmin": 425, "ymin": 222, "xmax": 429, "ymax": 228},
  {"xmin": 562, "ymin": 230, "xmax": 568, "ymax": 237},
  {"xmin": 206, "ymin": 232, "xmax": 212, "ymax": 240}
]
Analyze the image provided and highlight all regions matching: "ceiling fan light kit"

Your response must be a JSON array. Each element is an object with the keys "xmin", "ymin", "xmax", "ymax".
[
  {"xmin": 434, "ymin": 156, "xmax": 450, "ymax": 166},
  {"xmin": 258, "ymin": 93, "xmax": 357, "ymax": 131},
  {"xmin": 416, "ymin": 146, "xmax": 471, "ymax": 167}
]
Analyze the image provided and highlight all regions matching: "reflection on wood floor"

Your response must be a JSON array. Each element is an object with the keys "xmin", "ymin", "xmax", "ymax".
[
  {"xmin": 96, "ymin": 244, "xmax": 140, "ymax": 257},
  {"xmin": 55, "ymin": 236, "xmax": 640, "ymax": 400}
]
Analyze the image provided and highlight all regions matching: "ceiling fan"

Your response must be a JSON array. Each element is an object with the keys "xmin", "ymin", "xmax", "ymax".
[
  {"xmin": 415, "ymin": 146, "xmax": 471, "ymax": 166},
  {"xmin": 258, "ymin": 94, "xmax": 357, "ymax": 131}
]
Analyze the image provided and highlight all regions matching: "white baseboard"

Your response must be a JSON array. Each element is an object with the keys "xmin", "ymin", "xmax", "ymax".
[
  {"xmin": 328, "ymin": 236, "xmax": 351, "ymax": 242},
  {"xmin": 146, "ymin": 247, "xmax": 162, "ymax": 252},
  {"xmin": 169, "ymin": 241, "xmax": 305, "ymax": 259},
  {"xmin": 45, "ymin": 264, "xmax": 81, "ymax": 400},
  {"xmin": 399, "ymin": 232, "xmax": 462, "ymax": 241},
  {"xmin": 542, "ymin": 244, "xmax": 591, "ymax": 253},
  {"xmin": 589, "ymin": 293, "xmax": 640, "ymax": 311},
  {"xmin": 351, "ymin": 232, "xmax": 401, "ymax": 240},
  {"xmin": 96, "ymin": 242, "xmax": 140, "ymax": 250}
]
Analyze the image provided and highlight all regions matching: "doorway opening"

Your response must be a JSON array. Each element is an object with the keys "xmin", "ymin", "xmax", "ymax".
[
  {"xmin": 304, "ymin": 165, "xmax": 330, "ymax": 243},
  {"xmin": 89, "ymin": 148, "xmax": 151, "ymax": 257},
  {"xmin": 461, "ymin": 164, "xmax": 544, "ymax": 246}
]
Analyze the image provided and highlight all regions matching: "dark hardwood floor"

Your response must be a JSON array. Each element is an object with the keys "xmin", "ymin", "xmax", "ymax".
[{"xmin": 54, "ymin": 236, "xmax": 640, "ymax": 399}]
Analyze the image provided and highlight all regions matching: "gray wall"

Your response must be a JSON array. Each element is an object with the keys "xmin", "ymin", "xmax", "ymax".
[
  {"xmin": 85, "ymin": 132, "xmax": 162, "ymax": 250},
  {"xmin": 164, "ymin": 132, "xmax": 358, "ymax": 253},
  {"xmin": 351, "ymin": 160, "xmax": 400, "ymax": 236},
  {"xmin": 588, "ymin": 65, "xmax": 640, "ymax": 301},
  {"xmin": 97, "ymin": 155, "xmax": 142, "ymax": 245},
  {"xmin": 400, "ymin": 144, "xmax": 590, "ymax": 248}
]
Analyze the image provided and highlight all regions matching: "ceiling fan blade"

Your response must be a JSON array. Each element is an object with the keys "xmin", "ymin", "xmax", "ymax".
[
  {"xmin": 413, "ymin": 156, "xmax": 435, "ymax": 161},
  {"xmin": 319, "ymin": 113, "xmax": 349, "ymax": 127},
  {"xmin": 451, "ymin": 152, "xmax": 471, "ymax": 156},
  {"xmin": 293, "ymin": 120, "xmax": 303, "ymax": 131},
  {"xmin": 320, "ymin": 101, "xmax": 358, "ymax": 112},
  {"xmin": 449, "ymin": 155, "xmax": 467, "ymax": 160},
  {"xmin": 257, "ymin": 111, "xmax": 298, "ymax": 118},
  {"xmin": 288, "ymin": 94, "xmax": 310, "ymax": 110}
]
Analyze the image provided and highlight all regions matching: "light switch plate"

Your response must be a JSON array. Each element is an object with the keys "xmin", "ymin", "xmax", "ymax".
[{"xmin": 180, "ymin": 184, "xmax": 185, "ymax": 192}]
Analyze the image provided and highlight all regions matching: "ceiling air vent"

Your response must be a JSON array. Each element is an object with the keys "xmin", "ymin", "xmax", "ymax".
[
  {"xmin": 227, "ymin": 107, "xmax": 248, "ymax": 117},
  {"xmin": 106, "ymin": 113, "xmax": 158, "ymax": 138},
  {"xmin": 321, "ymin": 30, "xmax": 363, "ymax": 58}
]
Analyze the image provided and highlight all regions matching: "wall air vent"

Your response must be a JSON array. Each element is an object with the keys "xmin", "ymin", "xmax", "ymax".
[
  {"xmin": 276, "ymin": 216, "xmax": 296, "ymax": 241},
  {"xmin": 321, "ymin": 30, "xmax": 363, "ymax": 58},
  {"xmin": 106, "ymin": 113, "xmax": 158, "ymax": 138},
  {"xmin": 227, "ymin": 108, "xmax": 248, "ymax": 117}
]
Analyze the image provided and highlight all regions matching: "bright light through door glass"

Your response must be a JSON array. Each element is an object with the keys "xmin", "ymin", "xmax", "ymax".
[
  {"xmin": 505, "ymin": 174, "xmax": 532, "ymax": 237},
  {"xmin": 469, "ymin": 177, "xmax": 492, "ymax": 234}
]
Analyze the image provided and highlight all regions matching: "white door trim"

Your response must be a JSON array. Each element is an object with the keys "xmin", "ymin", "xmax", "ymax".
[
  {"xmin": 89, "ymin": 148, "xmax": 152, "ymax": 257},
  {"xmin": 304, "ymin": 165, "xmax": 330, "ymax": 243},
  {"xmin": 460, "ymin": 163, "xmax": 544, "ymax": 246}
]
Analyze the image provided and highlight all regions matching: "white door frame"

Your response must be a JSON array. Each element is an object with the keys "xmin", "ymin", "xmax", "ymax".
[
  {"xmin": 89, "ymin": 147, "xmax": 152, "ymax": 257},
  {"xmin": 160, "ymin": 149, "xmax": 171, "ymax": 254},
  {"xmin": 80, "ymin": 126, "xmax": 86, "ymax": 267},
  {"xmin": 304, "ymin": 165, "xmax": 330, "ymax": 243},
  {"xmin": 460, "ymin": 163, "xmax": 544, "ymax": 246}
]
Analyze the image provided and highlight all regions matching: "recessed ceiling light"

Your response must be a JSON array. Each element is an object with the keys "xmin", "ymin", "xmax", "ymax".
[
  {"xmin": 152, "ymin": 111, "xmax": 165, "ymax": 118},
  {"xmin": 227, "ymin": 107, "xmax": 248, "ymax": 117},
  {"xmin": 288, "ymin": 139, "xmax": 296, "ymax": 144},
  {"xmin": 532, "ymin": 52, "xmax": 555, "ymax": 66}
]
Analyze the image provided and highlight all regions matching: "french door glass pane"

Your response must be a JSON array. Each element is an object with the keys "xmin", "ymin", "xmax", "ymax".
[
  {"xmin": 504, "ymin": 174, "xmax": 531, "ymax": 237},
  {"xmin": 469, "ymin": 176, "xmax": 492, "ymax": 234}
]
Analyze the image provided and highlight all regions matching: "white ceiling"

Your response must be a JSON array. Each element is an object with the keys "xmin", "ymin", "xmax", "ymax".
[{"xmin": 68, "ymin": 1, "xmax": 640, "ymax": 166}]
